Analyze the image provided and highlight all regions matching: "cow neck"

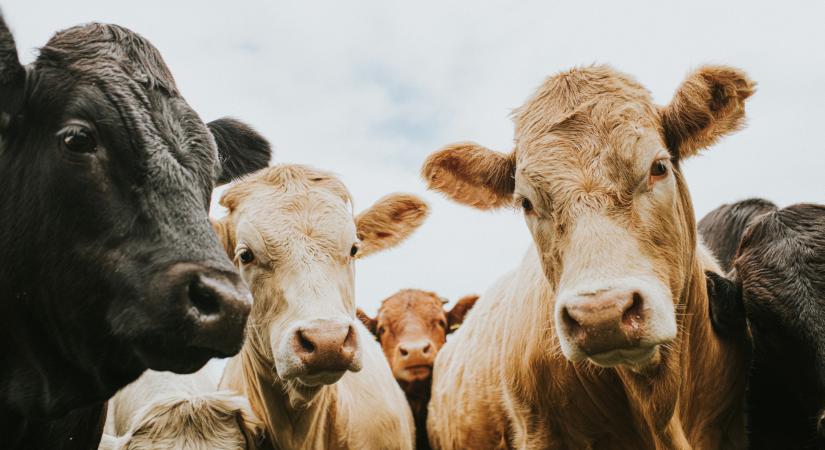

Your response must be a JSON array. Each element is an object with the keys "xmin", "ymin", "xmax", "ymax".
[
  {"xmin": 240, "ymin": 344, "xmax": 347, "ymax": 450},
  {"xmin": 0, "ymin": 289, "xmax": 133, "ymax": 420},
  {"xmin": 398, "ymin": 378, "xmax": 432, "ymax": 450}
]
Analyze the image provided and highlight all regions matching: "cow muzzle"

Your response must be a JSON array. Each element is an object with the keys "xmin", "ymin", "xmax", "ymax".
[
  {"xmin": 395, "ymin": 339, "xmax": 436, "ymax": 382},
  {"xmin": 137, "ymin": 262, "xmax": 252, "ymax": 372},
  {"xmin": 276, "ymin": 319, "xmax": 362, "ymax": 385},
  {"xmin": 555, "ymin": 278, "xmax": 676, "ymax": 368}
]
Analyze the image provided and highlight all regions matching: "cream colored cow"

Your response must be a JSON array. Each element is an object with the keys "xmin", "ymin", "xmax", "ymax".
[{"xmin": 216, "ymin": 164, "xmax": 426, "ymax": 450}]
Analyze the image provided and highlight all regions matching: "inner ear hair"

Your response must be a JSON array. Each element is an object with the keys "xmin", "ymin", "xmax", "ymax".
[
  {"xmin": 661, "ymin": 65, "xmax": 755, "ymax": 160},
  {"xmin": 422, "ymin": 142, "xmax": 516, "ymax": 209}
]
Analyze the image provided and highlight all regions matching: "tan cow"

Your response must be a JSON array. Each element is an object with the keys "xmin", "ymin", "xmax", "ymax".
[
  {"xmin": 357, "ymin": 290, "xmax": 479, "ymax": 450},
  {"xmin": 99, "ymin": 368, "xmax": 262, "ymax": 450},
  {"xmin": 422, "ymin": 65, "xmax": 754, "ymax": 449},
  {"xmin": 216, "ymin": 164, "xmax": 426, "ymax": 450}
]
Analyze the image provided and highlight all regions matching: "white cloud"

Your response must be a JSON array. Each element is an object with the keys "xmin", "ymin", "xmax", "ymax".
[{"xmin": 5, "ymin": 0, "xmax": 824, "ymax": 317}]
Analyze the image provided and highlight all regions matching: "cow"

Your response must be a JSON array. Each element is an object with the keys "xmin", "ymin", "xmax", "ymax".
[
  {"xmin": 216, "ymin": 164, "xmax": 426, "ymax": 450},
  {"xmin": 357, "ymin": 289, "xmax": 479, "ymax": 450},
  {"xmin": 420, "ymin": 64, "xmax": 754, "ymax": 448},
  {"xmin": 0, "ymin": 15, "xmax": 270, "ymax": 449},
  {"xmin": 99, "ymin": 368, "xmax": 263, "ymax": 450},
  {"xmin": 700, "ymin": 200, "xmax": 825, "ymax": 449}
]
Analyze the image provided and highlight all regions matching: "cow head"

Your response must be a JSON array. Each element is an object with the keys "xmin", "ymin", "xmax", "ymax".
[
  {"xmin": 99, "ymin": 391, "xmax": 264, "ymax": 450},
  {"xmin": 423, "ymin": 65, "xmax": 754, "ymax": 369},
  {"xmin": 213, "ymin": 165, "xmax": 428, "ymax": 403},
  {"xmin": 0, "ymin": 16, "xmax": 270, "ymax": 415},
  {"xmin": 357, "ymin": 290, "xmax": 478, "ymax": 385},
  {"xmin": 705, "ymin": 203, "xmax": 825, "ymax": 439}
]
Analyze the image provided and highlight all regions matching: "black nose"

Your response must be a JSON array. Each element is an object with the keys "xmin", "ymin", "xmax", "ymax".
[{"xmin": 165, "ymin": 263, "xmax": 252, "ymax": 356}]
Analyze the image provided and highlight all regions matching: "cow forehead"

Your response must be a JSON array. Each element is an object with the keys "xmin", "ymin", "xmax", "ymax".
[
  {"xmin": 37, "ymin": 23, "xmax": 178, "ymax": 96},
  {"xmin": 379, "ymin": 290, "xmax": 446, "ymax": 325}
]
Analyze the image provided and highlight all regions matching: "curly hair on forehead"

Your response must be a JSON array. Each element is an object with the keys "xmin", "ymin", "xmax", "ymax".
[
  {"xmin": 36, "ymin": 22, "xmax": 178, "ymax": 96},
  {"xmin": 125, "ymin": 391, "xmax": 263, "ymax": 450}
]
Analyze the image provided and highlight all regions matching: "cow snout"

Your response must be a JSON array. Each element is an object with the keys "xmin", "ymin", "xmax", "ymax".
[
  {"xmin": 291, "ymin": 322, "xmax": 360, "ymax": 376},
  {"xmin": 398, "ymin": 340, "xmax": 434, "ymax": 362},
  {"xmin": 560, "ymin": 289, "xmax": 644, "ymax": 356},
  {"xmin": 181, "ymin": 266, "xmax": 252, "ymax": 356}
]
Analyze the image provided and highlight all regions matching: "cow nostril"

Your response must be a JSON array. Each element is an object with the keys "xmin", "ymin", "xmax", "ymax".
[
  {"xmin": 399, "ymin": 346, "xmax": 409, "ymax": 357},
  {"xmin": 297, "ymin": 330, "xmax": 315, "ymax": 354},
  {"xmin": 562, "ymin": 306, "xmax": 581, "ymax": 330},
  {"xmin": 622, "ymin": 292, "xmax": 644, "ymax": 327},
  {"xmin": 423, "ymin": 343, "xmax": 432, "ymax": 354},
  {"xmin": 188, "ymin": 278, "xmax": 221, "ymax": 316}
]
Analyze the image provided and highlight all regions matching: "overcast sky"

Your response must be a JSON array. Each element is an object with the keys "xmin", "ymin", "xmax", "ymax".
[{"xmin": 5, "ymin": 0, "xmax": 824, "ymax": 316}]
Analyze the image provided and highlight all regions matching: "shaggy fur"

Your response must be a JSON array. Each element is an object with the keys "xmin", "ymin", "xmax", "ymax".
[
  {"xmin": 216, "ymin": 165, "xmax": 425, "ymax": 449},
  {"xmin": 358, "ymin": 290, "xmax": 479, "ymax": 450},
  {"xmin": 422, "ymin": 64, "xmax": 753, "ymax": 449},
  {"xmin": 701, "ymin": 201, "xmax": 825, "ymax": 448},
  {"xmin": 101, "ymin": 369, "xmax": 263, "ymax": 450}
]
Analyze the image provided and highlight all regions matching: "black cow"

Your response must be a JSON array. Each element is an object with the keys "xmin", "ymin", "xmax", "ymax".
[
  {"xmin": 700, "ymin": 200, "xmax": 825, "ymax": 449},
  {"xmin": 0, "ymin": 15, "xmax": 271, "ymax": 449}
]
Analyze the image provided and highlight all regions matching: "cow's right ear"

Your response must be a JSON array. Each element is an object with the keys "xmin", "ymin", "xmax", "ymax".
[
  {"xmin": 446, "ymin": 294, "xmax": 480, "ymax": 333},
  {"xmin": 0, "ymin": 13, "xmax": 26, "ymax": 122},
  {"xmin": 207, "ymin": 118, "xmax": 271, "ymax": 185},
  {"xmin": 705, "ymin": 271, "xmax": 745, "ymax": 338},
  {"xmin": 422, "ymin": 142, "xmax": 516, "ymax": 210},
  {"xmin": 356, "ymin": 308, "xmax": 378, "ymax": 337}
]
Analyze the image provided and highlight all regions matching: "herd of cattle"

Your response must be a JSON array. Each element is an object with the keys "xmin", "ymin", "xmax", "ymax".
[{"xmin": 1, "ymin": 13, "xmax": 824, "ymax": 450}]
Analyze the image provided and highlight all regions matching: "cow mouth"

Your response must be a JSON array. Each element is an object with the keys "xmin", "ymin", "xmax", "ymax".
[
  {"xmin": 133, "ymin": 342, "xmax": 230, "ymax": 374},
  {"xmin": 400, "ymin": 364, "xmax": 433, "ymax": 380},
  {"xmin": 586, "ymin": 345, "xmax": 660, "ymax": 369}
]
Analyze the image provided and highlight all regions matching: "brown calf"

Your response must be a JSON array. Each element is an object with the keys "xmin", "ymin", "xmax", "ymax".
[{"xmin": 358, "ymin": 290, "xmax": 479, "ymax": 450}]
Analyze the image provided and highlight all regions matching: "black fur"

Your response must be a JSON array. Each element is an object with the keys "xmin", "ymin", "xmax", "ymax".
[
  {"xmin": 0, "ymin": 17, "xmax": 270, "ymax": 448},
  {"xmin": 700, "ymin": 200, "xmax": 825, "ymax": 449},
  {"xmin": 209, "ymin": 117, "xmax": 272, "ymax": 184}
]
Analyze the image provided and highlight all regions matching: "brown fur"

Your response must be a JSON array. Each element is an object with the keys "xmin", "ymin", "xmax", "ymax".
[{"xmin": 422, "ymin": 65, "xmax": 753, "ymax": 449}]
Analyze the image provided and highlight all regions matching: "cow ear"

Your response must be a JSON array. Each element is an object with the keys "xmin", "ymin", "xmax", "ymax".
[
  {"xmin": 422, "ymin": 142, "xmax": 516, "ymax": 210},
  {"xmin": 705, "ymin": 270, "xmax": 745, "ymax": 338},
  {"xmin": 661, "ymin": 66, "xmax": 755, "ymax": 160},
  {"xmin": 211, "ymin": 217, "xmax": 235, "ymax": 261},
  {"xmin": 355, "ymin": 193, "xmax": 428, "ymax": 258},
  {"xmin": 446, "ymin": 294, "xmax": 480, "ymax": 333},
  {"xmin": 0, "ymin": 13, "xmax": 26, "ymax": 122},
  {"xmin": 207, "ymin": 118, "xmax": 271, "ymax": 185},
  {"xmin": 356, "ymin": 308, "xmax": 378, "ymax": 336},
  {"xmin": 232, "ymin": 400, "xmax": 266, "ymax": 450}
]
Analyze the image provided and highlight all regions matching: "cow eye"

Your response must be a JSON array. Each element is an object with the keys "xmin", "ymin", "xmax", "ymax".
[
  {"xmin": 438, "ymin": 319, "xmax": 447, "ymax": 329},
  {"xmin": 649, "ymin": 159, "xmax": 668, "ymax": 181},
  {"xmin": 521, "ymin": 197, "xmax": 534, "ymax": 213},
  {"xmin": 350, "ymin": 243, "xmax": 360, "ymax": 257},
  {"xmin": 377, "ymin": 326, "xmax": 385, "ymax": 336},
  {"xmin": 60, "ymin": 126, "xmax": 98, "ymax": 154},
  {"xmin": 238, "ymin": 248, "xmax": 255, "ymax": 265}
]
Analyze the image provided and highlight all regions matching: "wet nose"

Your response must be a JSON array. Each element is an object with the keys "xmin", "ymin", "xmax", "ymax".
[
  {"xmin": 166, "ymin": 263, "xmax": 252, "ymax": 356},
  {"xmin": 398, "ymin": 341, "xmax": 434, "ymax": 360},
  {"xmin": 291, "ymin": 322, "xmax": 359, "ymax": 374},
  {"xmin": 561, "ymin": 289, "xmax": 644, "ymax": 355}
]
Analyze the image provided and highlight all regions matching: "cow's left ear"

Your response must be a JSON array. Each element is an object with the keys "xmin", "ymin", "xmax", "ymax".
[
  {"xmin": 207, "ymin": 118, "xmax": 271, "ymax": 185},
  {"xmin": 705, "ymin": 271, "xmax": 745, "ymax": 338},
  {"xmin": 661, "ymin": 66, "xmax": 755, "ymax": 160},
  {"xmin": 0, "ymin": 13, "xmax": 26, "ymax": 122},
  {"xmin": 355, "ymin": 193, "xmax": 429, "ymax": 258},
  {"xmin": 356, "ymin": 308, "xmax": 378, "ymax": 336},
  {"xmin": 446, "ymin": 294, "xmax": 480, "ymax": 333}
]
